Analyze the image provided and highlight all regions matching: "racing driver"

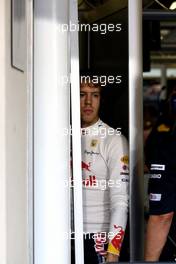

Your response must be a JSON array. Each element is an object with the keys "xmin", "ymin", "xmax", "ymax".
[{"xmin": 72, "ymin": 75, "xmax": 129, "ymax": 263}]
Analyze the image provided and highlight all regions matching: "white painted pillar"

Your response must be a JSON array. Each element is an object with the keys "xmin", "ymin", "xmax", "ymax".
[{"xmin": 34, "ymin": 0, "xmax": 70, "ymax": 263}]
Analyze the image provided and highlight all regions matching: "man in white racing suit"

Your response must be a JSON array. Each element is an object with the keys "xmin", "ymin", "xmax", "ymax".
[{"xmin": 71, "ymin": 77, "xmax": 129, "ymax": 263}]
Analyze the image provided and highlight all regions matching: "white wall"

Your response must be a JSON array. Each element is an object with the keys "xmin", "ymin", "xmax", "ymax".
[
  {"xmin": 0, "ymin": 0, "xmax": 7, "ymax": 262},
  {"xmin": 0, "ymin": 0, "xmax": 28, "ymax": 263}
]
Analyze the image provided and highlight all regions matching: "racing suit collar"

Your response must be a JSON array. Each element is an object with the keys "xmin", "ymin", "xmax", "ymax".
[{"xmin": 81, "ymin": 119, "xmax": 102, "ymax": 135}]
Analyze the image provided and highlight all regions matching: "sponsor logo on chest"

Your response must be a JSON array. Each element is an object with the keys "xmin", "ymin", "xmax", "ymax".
[
  {"xmin": 149, "ymin": 193, "xmax": 162, "ymax": 201},
  {"xmin": 151, "ymin": 164, "xmax": 165, "ymax": 171}
]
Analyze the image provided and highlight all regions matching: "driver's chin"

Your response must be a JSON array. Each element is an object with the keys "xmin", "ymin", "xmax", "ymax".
[{"xmin": 82, "ymin": 114, "xmax": 96, "ymax": 126}]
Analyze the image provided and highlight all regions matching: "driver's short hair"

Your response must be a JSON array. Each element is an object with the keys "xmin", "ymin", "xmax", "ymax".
[{"xmin": 80, "ymin": 70, "xmax": 102, "ymax": 90}]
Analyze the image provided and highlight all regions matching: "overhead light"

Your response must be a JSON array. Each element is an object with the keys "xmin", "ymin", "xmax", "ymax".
[
  {"xmin": 160, "ymin": 29, "xmax": 170, "ymax": 37},
  {"xmin": 170, "ymin": 1, "xmax": 176, "ymax": 9},
  {"xmin": 154, "ymin": 0, "xmax": 176, "ymax": 10}
]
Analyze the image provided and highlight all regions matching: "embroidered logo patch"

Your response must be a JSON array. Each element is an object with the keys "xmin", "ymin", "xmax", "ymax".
[
  {"xmin": 120, "ymin": 155, "xmax": 129, "ymax": 165},
  {"xmin": 91, "ymin": 139, "xmax": 98, "ymax": 147}
]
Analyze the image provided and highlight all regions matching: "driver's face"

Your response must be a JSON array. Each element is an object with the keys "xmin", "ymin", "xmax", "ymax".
[{"xmin": 80, "ymin": 83, "xmax": 101, "ymax": 128}]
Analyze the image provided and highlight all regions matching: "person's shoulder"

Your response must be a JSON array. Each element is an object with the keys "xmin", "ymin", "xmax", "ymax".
[{"xmin": 100, "ymin": 120, "xmax": 127, "ymax": 145}]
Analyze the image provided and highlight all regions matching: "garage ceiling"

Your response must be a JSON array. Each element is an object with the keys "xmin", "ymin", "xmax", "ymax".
[{"xmin": 78, "ymin": 0, "xmax": 176, "ymax": 66}]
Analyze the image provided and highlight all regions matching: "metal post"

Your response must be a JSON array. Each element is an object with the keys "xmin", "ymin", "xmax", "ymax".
[
  {"xmin": 161, "ymin": 65, "xmax": 167, "ymax": 87},
  {"xmin": 34, "ymin": 0, "xmax": 70, "ymax": 263},
  {"xmin": 143, "ymin": 10, "xmax": 176, "ymax": 20},
  {"xmin": 129, "ymin": 0, "xmax": 144, "ymax": 261},
  {"xmin": 70, "ymin": 0, "xmax": 84, "ymax": 263}
]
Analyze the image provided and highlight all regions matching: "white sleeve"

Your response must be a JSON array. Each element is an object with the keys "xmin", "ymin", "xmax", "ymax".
[{"xmin": 106, "ymin": 135, "xmax": 129, "ymax": 256}]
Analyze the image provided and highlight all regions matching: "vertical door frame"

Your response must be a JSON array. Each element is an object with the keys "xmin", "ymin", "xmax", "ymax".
[
  {"xmin": 129, "ymin": 0, "xmax": 144, "ymax": 261},
  {"xmin": 70, "ymin": 0, "xmax": 84, "ymax": 263}
]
